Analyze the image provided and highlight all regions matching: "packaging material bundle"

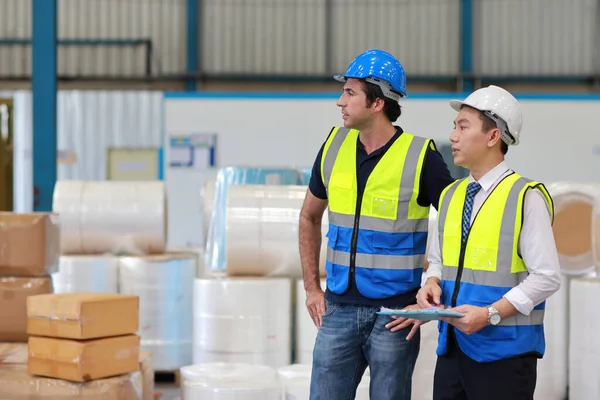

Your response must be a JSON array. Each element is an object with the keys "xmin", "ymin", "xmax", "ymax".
[
  {"xmin": 118, "ymin": 253, "xmax": 196, "ymax": 371},
  {"xmin": 294, "ymin": 279, "xmax": 326, "ymax": 364},
  {"xmin": 214, "ymin": 184, "xmax": 327, "ymax": 278},
  {"xmin": 52, "ymin": 180, "xmax": 167, "ymax": 255},
  {"xmin": 0, "ymin": 342, "xmax": 154, "ymax": 400},
  {"xmin": 204, "ymin": 166, "xmax": 304, "ymax": 273},
  {"xmin": 193, "ymin": 277, "xmax": 292, "ymax": 368},
  {"xmin": 568, "ymin": 277, "xmax": 600, "ymax": 400},
  {"xmin": 26, "ymin": 292, "xmax": 140, "ymax": 383},
  {"xmin": 277, "ymin": 363, "xmax": 369, "ymax": 400},
  {"xmin": 534, "ymin": 279, "xmax": 568, "ymax": 400},
  {"xmin": 0, "ymin": 213, "xmax": 58, "ymax": 342},
  {"xmin": 52, "ymin": 255, "xmax": 119, "ymax": 294},
  {"xmin": 547, "ymin": 182, "xmax": 600, "ymax": 276}
]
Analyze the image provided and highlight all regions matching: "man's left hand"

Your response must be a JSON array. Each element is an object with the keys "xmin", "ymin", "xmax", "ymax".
[
  {"xmin": 439, "ymin": 305, "xmax": 489, "ymax": 335},
  {"xmin": 385, "ymin": 305, "xmax": 423, "ymax": 340}
]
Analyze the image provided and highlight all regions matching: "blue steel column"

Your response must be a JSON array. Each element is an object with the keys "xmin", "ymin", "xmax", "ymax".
[
  {"xmin": 32, "ymin": 0, "xmax": 58, "ymax": 211},
  {"xmin": 460, "ymin": 0, "xmax": 474, "ymax": 92},
  {"xmin": 186, "ymin": 0, "xmax": 199, "ymax": 91}
]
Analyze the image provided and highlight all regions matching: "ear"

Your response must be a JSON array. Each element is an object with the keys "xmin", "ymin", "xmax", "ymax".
[
  {"xmin": 369, "ymin": 97, "xmax": 386, "ymax": 113},
  {"xmin": 487, "ymin": 128, "xmax": 503, "ymax": 149}
]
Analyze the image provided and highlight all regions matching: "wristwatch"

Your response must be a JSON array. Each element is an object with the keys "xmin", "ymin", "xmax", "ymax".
[{"xmin": 487, "ymin": 306, "xmax": 502, "ymax": 326}]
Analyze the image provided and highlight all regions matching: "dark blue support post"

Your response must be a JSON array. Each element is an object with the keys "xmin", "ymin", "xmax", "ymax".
[
  {"xmin": 460, "ymin": 0, "xmax": 474, "ymax": 93},
  {"xmin": 186, "ymin": 0, "xmax": 199, "ymax": 91},
  {"xmin": 32, "ymin": 0, "xmax": 57, "ymax": 211}
]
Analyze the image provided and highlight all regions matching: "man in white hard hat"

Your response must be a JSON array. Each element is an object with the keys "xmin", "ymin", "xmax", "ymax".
[{"xmin": 415, "ymin": 85, "xmax": 562, "ymax": 399}]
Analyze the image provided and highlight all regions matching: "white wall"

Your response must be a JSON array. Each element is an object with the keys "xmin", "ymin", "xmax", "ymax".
[{"xmin": 163, "ymin": 92, "xmax": 600, "ymax": 247}]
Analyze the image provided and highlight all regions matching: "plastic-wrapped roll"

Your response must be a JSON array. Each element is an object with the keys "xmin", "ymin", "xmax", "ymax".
[
  {"xmin": 181, "ymin": 362, "xmax": 278, "ymax": 385},
  {"xmin": 295, "ymin": 279, "xmax": 327, "ymax": 364},
  {"xmin": 52, "ymin": 255, "xmax": 119, "ymax": 294},
  {"xmin": 205, "ymin": 167, "xmax": 303, "ymax": 272},
  {"xmin": 278, "ymin": 365, "xmax": 369, "ymax": 400},
  {"xmin": 547, "ymin": 182, "xmax": 600, "ymax": 276},
  {"xmin": 183, "ymin": 379, "xmax": 282, "ymax": 400},
  {"xmin": 202, "ymin": 180, "xmax": 216, "ymax": 245},
  {"xmin": 568, "ymin": 277, "xmax": 600, "ymax": 400},
  {"xmin": 534, "ymin": 276, "xmax": 568, "ymax": 400},
  {"xmin": 300, "ymin": 168, "xmax": 312, "ymax": 185},
  {"xmin": 219, "ymin": 185, "xmax": 327, "ymax": 278},
  {"xmin": 193, "ymin": 277, "xmax": 292, "ymax": 368},
  {"xmin": 118, "ymin": 254, "xmax": 195, "ymax": 371},
  {"xmin": 412, "ymin": 320, "xmax": 438, "ymax": 400},
  {"xmin": 53, "ymin": 180, "xmax": 167, "ymax": 256}
]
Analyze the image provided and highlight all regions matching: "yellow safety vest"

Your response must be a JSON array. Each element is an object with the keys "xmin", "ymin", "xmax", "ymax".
[
  {"xmin": 436, "ymin": 172, "xmax": 553, "ymax": 362},
  {"xmin": 320, "ymin": 127, "xmax": 431, "ymax": 299}
]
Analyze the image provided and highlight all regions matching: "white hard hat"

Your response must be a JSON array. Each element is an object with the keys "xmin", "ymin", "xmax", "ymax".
[{"xmin": 450, "ymin": 85, "xmax": 522, "ymax": 146}]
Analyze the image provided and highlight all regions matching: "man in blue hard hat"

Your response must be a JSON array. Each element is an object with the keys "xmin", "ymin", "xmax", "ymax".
[{"xmin": 299, "ymin": 48, "xmax": 455, "ymax": 399}]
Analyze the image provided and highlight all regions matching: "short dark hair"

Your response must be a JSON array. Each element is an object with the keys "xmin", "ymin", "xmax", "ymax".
[
  {"xmin": 462, "ymin": 105, "xmax": 509, "ymax": 155},
  {"xmin": 360, "ymin": 80, "xmax": 401, "ymax": 122}
]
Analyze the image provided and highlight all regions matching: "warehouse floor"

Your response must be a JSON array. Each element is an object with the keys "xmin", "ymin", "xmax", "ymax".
[{"xmin": 155, "ymin": 384, "xmax": 181, "ymax": 400}]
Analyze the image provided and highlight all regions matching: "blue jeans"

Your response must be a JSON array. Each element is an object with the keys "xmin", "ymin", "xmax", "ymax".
[{"xmin": 309, "ymin": 299, "xmax": 421, "ymax": 400}]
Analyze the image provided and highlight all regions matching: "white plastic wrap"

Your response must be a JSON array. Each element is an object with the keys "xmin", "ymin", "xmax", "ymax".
[
  {"xmin": 568, "ymin": 277, "xmax": 600, "ymax": 400},
  {"xmin": 547, "ymin": 182, "xmax": 600, "ymax": 275},
  {"xmin": 183, "ymin": 379, "xmax": 282, "ymax": 400},
  {"xmin": 213, "ymin": 184, "xmax": 327, "ymax": 278},
  {"xmin": 53, "ymin": 180, "xmax": 167, "ymax": 255},
  {"xmin": 204, "ymin": 167, "xmax": 304, "ymax": 272},
  {"xmin": 118, "ymin": 254, "xmax": 196, "ymax": 371},
  {"xmin": 412, "ymin": 320, "xmax": 438, "ymax": 400},
  {"xmin": 52, "ymin": 255, "xmax": 119, "ymax": 294},
  {"xmin": 295, "ymin": 279, "xmax": 327, "ymax": 364},
  {"xmin": 193, "ymin": 277, "xmax": 292, "ymax": 368},
  {"xmin": 534, "ymin": 274, "xmax": 568, "ymax": 400},
  {"xmin": 181, "ymin": 362, "xmax": 278, "ymax": 385},
  {"xmin": 277, "ymin": 364, "xmax": 369, "ymax": 400},
  {"xmin": 202, "ymin": 180, "xmax": 216, "ymax": 245}
]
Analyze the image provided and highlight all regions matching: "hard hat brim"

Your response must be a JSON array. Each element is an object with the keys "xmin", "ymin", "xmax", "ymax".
[
  {"xmin": 333, "ymin": 74, "xmax": 347, "ymax": 83},
  {"xmin": 450, "ymin": 99, "xmax": 467, "ymax": 112}
]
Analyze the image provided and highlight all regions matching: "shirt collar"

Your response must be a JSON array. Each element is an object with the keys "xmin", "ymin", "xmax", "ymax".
[{"xmin": 468, "ymin": 160, "xmax": 510, "ymax": 192}]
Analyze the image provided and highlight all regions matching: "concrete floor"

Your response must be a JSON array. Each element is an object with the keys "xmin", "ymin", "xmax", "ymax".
[{"xmin": 154, "ymin": 384, "xmax": 181, "ymax": 400}]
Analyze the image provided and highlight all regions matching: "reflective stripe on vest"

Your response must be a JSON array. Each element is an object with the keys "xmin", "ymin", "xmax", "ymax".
[
  {"xmin": 436, "ymin": 172, "xmax": 554, "ymax": 362},
  {"xmin": 320, "ymin": 127, "xmax": 431, "ymax": 298}
]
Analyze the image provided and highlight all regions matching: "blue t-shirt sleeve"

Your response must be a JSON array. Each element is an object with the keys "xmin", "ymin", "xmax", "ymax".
[{"xmin": 417, "ymin": 141, "xmax": 456, "ymax": 210}]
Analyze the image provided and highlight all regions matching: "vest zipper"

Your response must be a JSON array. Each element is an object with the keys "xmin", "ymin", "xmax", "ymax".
[
  {"xmin": 349, "ymin": 190, "xmax": 363, "ymax": 289},
  {"xmin": 452, "ymin": 242, "xmax": 467, "ymax": 307}
]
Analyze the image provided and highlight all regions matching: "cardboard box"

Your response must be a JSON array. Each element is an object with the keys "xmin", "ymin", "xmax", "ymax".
[
  {"xmin": 0, "ymin": 364, "xmax": 142, "ymax": 399},
  {"xmin": 0, "ymin": 277, "xmax": 53, "ymax": 341},
  {"xmin": 1, "ymin": 343, "xmax": 153, "ymax": 400},
  {"xmin": 27, "ymin": 292, "xmax": 139, "ymax": 340},
  {"xmin": 0, "ymin": 212, "xmax": 60, "ymax": 276},
  {"xmin": 28, "ymin": 334, "xmax": 140, "ymax": 382}
]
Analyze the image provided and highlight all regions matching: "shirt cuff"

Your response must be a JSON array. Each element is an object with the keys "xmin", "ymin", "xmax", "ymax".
[
  {"xmin": 503, "ymin": 287, "xmax": 534, "ymax": 316},
  {"xmin": 425, "ymin": 265, "xmax": 442, "ymax": 281}
]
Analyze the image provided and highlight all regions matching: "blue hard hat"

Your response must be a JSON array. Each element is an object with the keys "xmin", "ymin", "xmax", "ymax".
[{"xmin": 334, "ymin": 49, "xmax": 407, "ymax": 101}]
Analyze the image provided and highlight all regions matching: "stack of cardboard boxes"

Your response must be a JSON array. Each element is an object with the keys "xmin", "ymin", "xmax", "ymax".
[
  {"xmin": 0, "ymin": 212, "xmax": 155, "ymax": 399},
  {"xmin": 0, "ymin": 213, "xmax": 58, "ymax": 342}
]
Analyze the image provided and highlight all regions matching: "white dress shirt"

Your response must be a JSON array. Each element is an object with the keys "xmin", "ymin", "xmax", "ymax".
[{"xmin": 425, "ymin": 160, "xmax": 562, "ymax": 316}]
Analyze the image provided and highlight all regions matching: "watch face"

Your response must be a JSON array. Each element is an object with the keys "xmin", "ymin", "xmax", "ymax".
[{"xmin": 490, "ymin": 313, "xmax": 501, "ymax": 325}]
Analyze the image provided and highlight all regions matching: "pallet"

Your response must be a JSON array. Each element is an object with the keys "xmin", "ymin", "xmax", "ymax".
[{"xmin": 154, "ymin": 370, "xmax": 181, "ymax": 386}]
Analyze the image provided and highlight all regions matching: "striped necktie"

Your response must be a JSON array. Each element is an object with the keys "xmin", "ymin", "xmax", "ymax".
[{"xmin": 462, "ymin": 182, "xmax": 482, "ymax": 243}]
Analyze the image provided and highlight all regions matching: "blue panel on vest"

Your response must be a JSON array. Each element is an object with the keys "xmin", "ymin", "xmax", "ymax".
[
  {"xmin": 325, "ymin": 261, "xmax": 349, "ymax": 294},
  {"xmin": 354, "ymin": 267, "xmax": 422, "ymax": 299},
  {"xmin": 333, "ymin": 226, "xmax": 427, "ymax": 256},
  {"xmin": 205, "ymin": 167, "xmax": 304, "ymax": 272},
  {"xmin": 453, "ymin": 324, "xmax": 545, "ymax": 363},
  {"xmin": 533, "ymin": 301, "xmax": 546, "ymax": 310}
]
